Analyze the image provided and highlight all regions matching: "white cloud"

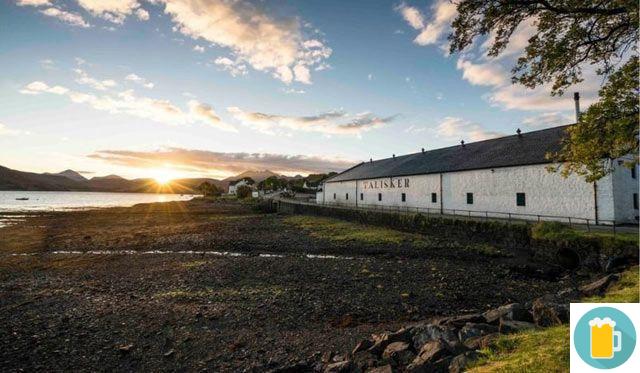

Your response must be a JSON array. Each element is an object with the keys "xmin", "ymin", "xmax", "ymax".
[
  {"xmin": 75, "ymin": 0, "xmax": 142, "ymax": 24},
  {"xmin": 293, "ymin": 64, "xmax": 311, "ymax": 84},
  {"xmin": 456, "ymin": 57, "xmax": 508, "ymax": 87},
  {"xmin": 213, "ymin": 57, "xmax": 248, "ymax": 77},
  {"xmin": 434, "ymin": 117, "xmax": 503, "ymax": 142},
  {"xmin": 20, "ymin": 81, "xmax": 235, "ymax": 132},
  {"xmin": 40, "ymin": 7, "xmax": 90, "ymax": 28},
  {"xmin": 282, "ymin": 88, "xmax": 305, "ymax": 94},
  {"xmin": 74, "ymin": 68, "xmax": 117, "ymax": 91},
  {"xmin": 522, "ymin": 112, "xmax": 575, "ymax": 129},
  {"xmin": 89, "ymin": 148, "xmax": 355, "ymax": 175},
  {"xmin": 193, "ymin": 45, "xmax": 205, "ymax": 53},
  {"xmin": 40, "ymin": 59, "xmax": 54, "ymax": 69},
  {"xmin": 367, "ymin": 73, "xmax": 373, "ymax": 81},
  {"xmin": 135, "ymin": 8, "xmax": 149, "ymax": 21},
  {"xmin": 395, "ymin": 3, "xmax": 424, "ymax": 30},
  {"xmin": 397, "ymin": 0, "xmax": 456, "ymax": 47},
  {"xmin": 125, "ymin": 73, "xmax": 154, "ymax": 89},
  {"xmin": 159, "ymin": 0, "xmax": 331, "ymax": 84},
  {"xmin": 16, "ymin": 0, "xmax": 51, "ymax": 6},
  {"xmin": 228, "ymin": 107, "xmax": 396, "ymax": 136}
]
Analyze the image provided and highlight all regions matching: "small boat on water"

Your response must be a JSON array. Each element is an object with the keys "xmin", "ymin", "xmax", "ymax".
[{"xmin": 15, "ymin": 197, "xmax": 29, "ymax": 201}]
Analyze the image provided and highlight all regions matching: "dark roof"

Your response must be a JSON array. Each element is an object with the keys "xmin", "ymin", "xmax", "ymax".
[{"xmin": 327, "ymin": 125, "xmax": 570, "ymax": 183}]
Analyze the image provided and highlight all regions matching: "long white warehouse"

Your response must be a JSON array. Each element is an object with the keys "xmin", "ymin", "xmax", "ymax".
[{"xmin": 318, "ymin": 125, "xmax": 639, "ymax": 225}]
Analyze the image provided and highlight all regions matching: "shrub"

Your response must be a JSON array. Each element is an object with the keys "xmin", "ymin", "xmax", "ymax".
[{"xmin": 236, "ymin": 185, "xmax": 252, "ymax": 199}]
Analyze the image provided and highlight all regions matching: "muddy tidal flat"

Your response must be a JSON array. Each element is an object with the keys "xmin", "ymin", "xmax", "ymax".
[{"xmin": 0, "ymin": 199, "xmax": 584, "ymax": 371}]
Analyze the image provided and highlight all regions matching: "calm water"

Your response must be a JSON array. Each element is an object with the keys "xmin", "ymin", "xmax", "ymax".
[{"xmin": 0, "ymin": 191, "xmax": 196, "ymax": 227}]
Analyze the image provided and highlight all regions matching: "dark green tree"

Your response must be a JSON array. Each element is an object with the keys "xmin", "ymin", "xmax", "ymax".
[
  {"xmin": 449, "ymin": 0, "xmax": 638, "ymax": 180},
  {"xmin": 236, "ymin": 185, "xmax": 252, "ymax": 199}
]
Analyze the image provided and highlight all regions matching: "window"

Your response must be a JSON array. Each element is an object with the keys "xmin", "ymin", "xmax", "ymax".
[
  {"xmin": 634, "ymin": 193, "xmax": 638, "ymax": 210},
  {"xmin": 333, "ymin": 193, "xmax": 336, "ymax": 200},
  {"xmin": 360, "ymin": 193, "xmax": 363, "ymax": 201},
  {"xmin": 378, "ymin": 193, "xmax": 382, "ymax": 201},
  {"xmin": 401, "ymin": 193, "xmax": 406, "ymax": 202},
  {"xmin": 466, "ymin": 193, "xmax": 473, "ymax": 205},
  {"xmin": 431, "ymin": 193, "xmax": 437, "ymax": 203},
  {"xmin": 632, "ymin": 167, "xmax": 637, "ymax": 179},
  {"xmin": 516, "ymin": 193, "xmax": 526, "ymax": 206},
  {"xmin": 345, "ymin": 193, "xmax": 349, "ymax": 200}
]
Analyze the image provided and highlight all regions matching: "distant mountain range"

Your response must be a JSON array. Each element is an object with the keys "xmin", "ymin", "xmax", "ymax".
[{"xmin": 0, "ymin": 165, "xmax": 304, "ymax": 193}]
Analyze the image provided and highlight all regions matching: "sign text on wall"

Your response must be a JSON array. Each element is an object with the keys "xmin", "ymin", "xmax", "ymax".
[{"xmin": 362, "ymin": 178, "xmax": 410, "ymax": 189}]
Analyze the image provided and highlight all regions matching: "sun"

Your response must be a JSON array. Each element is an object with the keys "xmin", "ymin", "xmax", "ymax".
[{"xmin": 150, "ymin": 168, "xmax": 177, "ymax": 185}]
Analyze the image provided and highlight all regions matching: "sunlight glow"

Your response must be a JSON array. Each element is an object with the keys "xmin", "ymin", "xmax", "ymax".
[{"xmin": 150, "ymin": 168, "xmax": 178, "ymax": 185}]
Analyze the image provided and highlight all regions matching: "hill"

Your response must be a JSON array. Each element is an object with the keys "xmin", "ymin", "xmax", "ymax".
[
  {"xmin": 44, "ymin": 169, "xmax": 88, "ymax": 182},
  {"xmin": 0, "ymin": 166, "xmax": 89, "ymax": 191},
  {"xmin": 223, "ymin": 170, "xmax": 279, "ymax": 183}
]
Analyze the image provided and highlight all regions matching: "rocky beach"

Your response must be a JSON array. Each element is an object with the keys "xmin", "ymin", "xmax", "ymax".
[{"xmin": 0, "ymin": 199, "xmax": 607, "ymax": 371}]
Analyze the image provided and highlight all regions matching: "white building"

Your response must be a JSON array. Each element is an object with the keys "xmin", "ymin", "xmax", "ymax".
[
  {"xmin": 318, "ymin": 126, "xmax": 639, "ymax": 225},
  {"xmin": 228, "ymin": 178, "xmax": 253, "ymax": 195}
]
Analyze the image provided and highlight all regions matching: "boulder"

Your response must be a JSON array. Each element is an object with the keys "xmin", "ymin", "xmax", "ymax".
[
  {"xmin": 499, "ymin": 320, "xmax": 537, "ymax": 334},
  {"xmin": 458, "ymin": 323, "xmax": 499, "ymax": 342},
  {"xmin": 448, "ymin": 351, "xmax": 478, "ymax": 373},
  {"xmin": 415, "ymin": 339, "xmax": 451, "ymax": 364},
  {"xmin": 382, "ymin": 342, "xmax": 415, "ymax": 366},
  {"xmin": 579, "ymin": 274, "xmax": 620, "ymax": 297},
  {"xmin": 324, "ymin": 360, "xmax": 352, "ymax": 373},
  {"xmin": 463, "ymin": 333, "xmax": 499, "ymax": 350},
  {"xmin": 482, "ymin": 303, "xmax": 532, "ymax": 324},
  {"xmin": 352, "ymin": 351, "xmax": 378, "ymax": 371},
  {"xmin": 556, "ymin": 287, "xmax": 581, "ymax": 301},
  {"xmin": 409, "ymin": 324, "xmax": 459, "ymax": 350},
  {"xmin": 436, "ymin": 313, "xmax": 486, "ymax": 328},
  {"xmin": 532, "ymin": 295, "xmax": 569, "ymax": 327},
  {"xmin": 368, "ymin": 328, "xmax": 412, "ymax": 356}
]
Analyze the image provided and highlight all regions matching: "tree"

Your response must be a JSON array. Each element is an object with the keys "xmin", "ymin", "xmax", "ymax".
[
  {"xmin": 449, "ymin": 0, "xmax": 638, "ymax": 180},
  {"xmin": 198, "ymin": 181, "xmax": 221, "ymax": 197},
  {"xmin": 548, "ymin": 58, "xmax": 639, "ymax": 181},
  {"xmin": 236, "ymin": 185, "xmax": 252, "ymax": 199}
]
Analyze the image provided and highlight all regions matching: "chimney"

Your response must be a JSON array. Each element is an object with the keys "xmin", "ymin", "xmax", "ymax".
[
  {"xmin": 516, "ymin": 128, "xmax": 522, "ymax": 137},
  {"xmin": 574, "ymin": 92, "xmax": 580, "ymax": 122},
  {"xmin": 421, "ymin": 148, "xmax": 425, "ymax": 153},
  {"xmin": 370, "ymin": 158, "xmax": 373, "ymax": 163},
  {"xmin": 392, "ymin": 154, "xmax": 396, "ymax": 158},
  {"xmin": 460, "ymin": 140, "xmax": 465, "ymax": 147}
]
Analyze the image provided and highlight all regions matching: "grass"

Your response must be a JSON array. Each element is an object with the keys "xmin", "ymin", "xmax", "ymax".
[
  {"xmin": 468, "ymin": 265, "xmax": 639, "ymax": 372},
  {"xmin": 531, "ymin": 221, "xmax": 637, "ymax": 245},
  {"xmin": 283, "ymin": 215, "xmax": 428, "ymax": 247}
]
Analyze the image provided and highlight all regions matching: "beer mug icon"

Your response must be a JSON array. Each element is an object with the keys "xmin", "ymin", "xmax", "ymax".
[{"xmin": 589, "ymin": 317, "xmax": 622, "ymax": 359}]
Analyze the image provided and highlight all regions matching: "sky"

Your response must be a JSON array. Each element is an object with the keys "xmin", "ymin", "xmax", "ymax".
[{"xmin": 0, "ymin": 0, "xmax": 602, "ymax": 180}]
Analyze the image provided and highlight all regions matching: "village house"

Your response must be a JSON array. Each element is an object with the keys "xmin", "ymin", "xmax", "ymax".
[{"xmin": 317, "ymin": 125, "xmax": 639, "ymax": 225}]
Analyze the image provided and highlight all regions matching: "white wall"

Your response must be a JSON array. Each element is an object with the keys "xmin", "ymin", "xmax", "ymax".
[
  {"xmin": 321, "ymin": 164, "xmax": 628, "ymax": 223},
  {"xmin": 610, "ymin": 160, "xmax": 639, "ymax": 223}
]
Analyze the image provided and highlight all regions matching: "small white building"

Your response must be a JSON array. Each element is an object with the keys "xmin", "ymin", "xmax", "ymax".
[
  {"xmin": 318, "ymin": 125, "xmax": 639, "ymax": 225},
  {"xmin": 228, "ymin": 178, "xmax": 253, "ymax": 195}
]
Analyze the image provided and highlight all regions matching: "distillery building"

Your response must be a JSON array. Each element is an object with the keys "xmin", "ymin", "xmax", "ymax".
[{"xmin": 317, "ymin": 125, "xmax": 639, "ymax": 225}]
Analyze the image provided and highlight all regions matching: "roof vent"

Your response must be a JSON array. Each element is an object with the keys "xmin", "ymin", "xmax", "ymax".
[
  {"xmin": 460, "ymin": 140, "xmax": 465, "ymax": 147},
  {"xmin": 516, "ymin": 128, "xmax": 522, "ymax": 137},
  {"xmin": 370, "ymin": 158, "xmax": 373, "ymax": 163},
  {"xmin": 392, "ymin": 154, "xmax": 396, "ymax": 158},
  {"xmin": 421, "ymin": 147, "xmax": 425, "ymax": 153}
]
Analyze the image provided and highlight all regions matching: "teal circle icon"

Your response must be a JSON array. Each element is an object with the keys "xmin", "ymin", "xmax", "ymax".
[{"xmin": 574, "ymin": 306, "xmax": 636, "ymax": 369}]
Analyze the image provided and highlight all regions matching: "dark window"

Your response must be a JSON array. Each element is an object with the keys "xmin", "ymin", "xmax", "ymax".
[
  {"xmin": 345, "ymin": 193, "xmax": 349, "ymax": 200},
  {"xmin": 516, "ymin": 193, "xmax": 526, "ymax": 206},
  {"xmin": 632, "ymin": 167, "xmax": 637, "ymax": 179},
  {"xmin": 378, "ymin": 193, "xmax": 382, "ymax": 201},
  {"xmin": 333, "ymin": 193, "xmax": 336, "ymax": 200},
  {"xmin": 634, "ymin": 193, "xmax": 638, "ymax": 210},
  {"xmin": 401, "ymin": 193, "xmax": 406, "ymax": 202},
  {"xmin": 360, "ymin": 193, "xmax": 363, "ymax": 200},
  {"xmin": 431, "ymin": 193, "xmax": 437, "ymax": 203},
  {"xmin": 466, "ymin": 193, "xmax": 473, "ymax": 205}
]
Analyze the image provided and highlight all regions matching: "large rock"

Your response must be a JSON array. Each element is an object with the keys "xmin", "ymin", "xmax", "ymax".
[
  {"xmin": 352, "ymin": 339, "xmax": 374, "ymax": 355},
  {"xmin": 449, "ymin": 351, "xmax": 478, "ymax": 373},
  {"xmin": 382, "ymin": 342, "xmax": 415, "ymax": 366},
  {"xmin": 463, "ymin": 333, "xmax": 499, "ymax": 350},
  {"xmin": 532, "ymin": 295, "xmax": 569, "ymax": 327},
  {"xmin": 409, "ymin": 323, "xmax": 459, "ymax": 350},
  {"xmin": 458, "ymin": 323, "xmax": 499, "ymax": 342},
  {"xmin": 579, "ymin": 274, "xmax": 620, "ymax": 297},
  {"xmin": 405, "ymin": 339, "xmax": 452, "ymax": 373},
  {"xmin": 483, "ymin": 303, "xmax": 532, "ymax": 324},
  {"xmin": 366, "ymin": 365, "xmax": 392, "ymax": 373},
  {"xmin": 499, "ymin": 320, "xmax": 537, "ymax": 334},
  {"xmin": 368, "ymin": 328, "xmax": 412, "ymax": 356},
  {"xmin": 352, "ymin": 351, "xmax": 378, "ymax": 371},
  {"xmin": 436, "ymin": 313, "xmax": 486, "ymax": 328}
]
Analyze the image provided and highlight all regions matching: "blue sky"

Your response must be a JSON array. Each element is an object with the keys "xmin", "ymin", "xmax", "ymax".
[{"xmin": 0, "ymin": 0, "xmax": 598, "ymax": 180}]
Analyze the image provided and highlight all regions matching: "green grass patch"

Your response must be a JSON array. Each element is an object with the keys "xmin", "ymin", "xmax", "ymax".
[
  {"xmin": 583, "ymin": 266, "xmax": 639, "ymax": 303},
  {"xmin": 284, "ymin": 215, "xmax": 428, "ymax": 247},
  {"xmin": 469, "ymin": 266, "xmax": 639, "ymax": 372},
  {"xmin": 531, "ymin": 221, "xmax": 637, "ymax": 245}
]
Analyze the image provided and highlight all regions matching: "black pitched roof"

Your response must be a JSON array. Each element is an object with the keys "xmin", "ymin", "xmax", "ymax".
[{"xmin": 327, "ymin": 125, "xmax": 570, "ymax": 183}]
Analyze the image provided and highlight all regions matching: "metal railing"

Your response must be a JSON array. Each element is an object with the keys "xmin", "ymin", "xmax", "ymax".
[{"xmin": 275, "ymin": 197, "xmax": 624, "ymax": 235}]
